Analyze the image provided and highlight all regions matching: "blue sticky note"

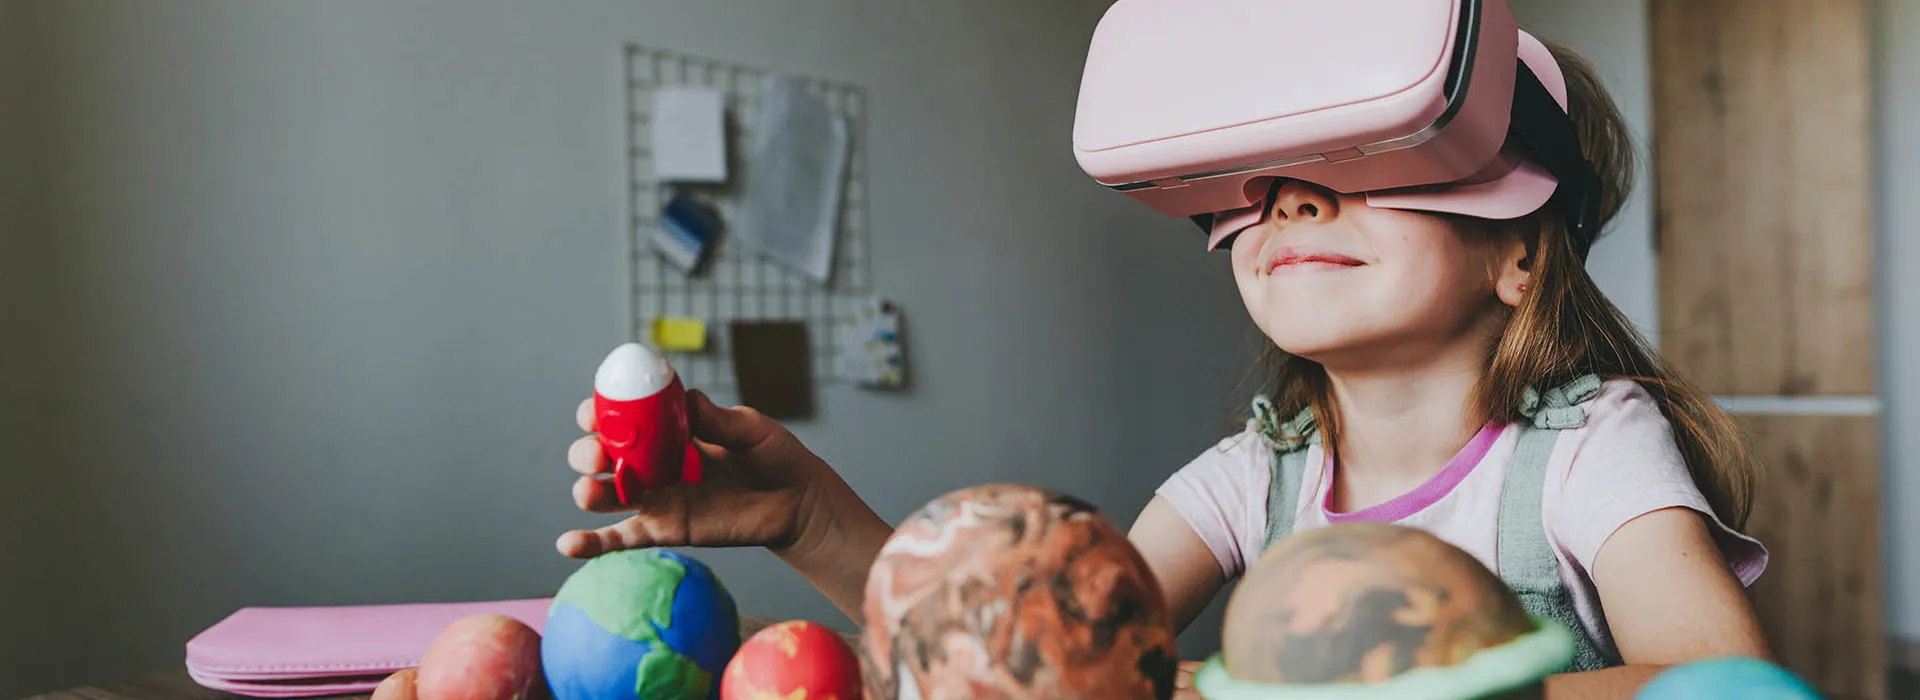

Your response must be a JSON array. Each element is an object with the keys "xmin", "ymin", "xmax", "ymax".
[{"xmin": 654, "ymin": 194, "xmax": 721, "ymax": 274}]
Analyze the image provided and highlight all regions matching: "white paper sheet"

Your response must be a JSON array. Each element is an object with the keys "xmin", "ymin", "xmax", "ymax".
[
  {"xmin": 736, "ymin": 75, "xmax": 849, "ymax": 285},
  {"xmin": 651, "ymin": 86, "xmax": 728, "ymax": 183}
]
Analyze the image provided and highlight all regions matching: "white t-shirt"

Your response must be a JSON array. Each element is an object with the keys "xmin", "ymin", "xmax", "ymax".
[{"xmin": 1154, "ymin": 379, "xmax": 1767, "ymax": 662}]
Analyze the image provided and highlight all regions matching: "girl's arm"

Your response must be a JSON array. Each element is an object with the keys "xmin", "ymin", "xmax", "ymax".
[
  {"xmin": 771, "ymin": 470, "xmax": 896, "ymax": 622},
  {"xmin": 1544, "ymin": 507, "xmax": 1772, "ymax": 699},
  {"xmin": 1130, "ymin": 496, "xmax": 1230, "ymax": 699},
  {"xmin": 1129, "ymin": 495, "xmax": 1229, "ymax": 633}
]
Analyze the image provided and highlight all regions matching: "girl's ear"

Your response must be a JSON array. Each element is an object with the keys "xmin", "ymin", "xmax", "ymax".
[{"xmin": 1492, "ymin": 233, "xmax": 1532, "ymax": 308}]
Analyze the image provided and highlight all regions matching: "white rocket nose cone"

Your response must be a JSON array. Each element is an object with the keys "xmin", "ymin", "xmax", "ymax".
[{"xmin": 594, "ymin": 342, "xmax": 674, "ymax": 400}]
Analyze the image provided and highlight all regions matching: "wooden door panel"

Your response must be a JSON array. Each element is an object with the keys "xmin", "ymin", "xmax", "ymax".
[
  {"xmin": 1737, "ymin": 414, "xmax": 1884, "ymax": 699},
  {"xmin": 1650, "ymin": 1, "xmax": 1883, "ymax": 697},
  {"xmin": 1650, "ymin": 0, "xmax": 1875, "ymax": 396}
]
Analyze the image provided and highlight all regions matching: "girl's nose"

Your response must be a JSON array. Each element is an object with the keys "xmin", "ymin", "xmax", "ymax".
[{"xmin": 1269, "ymin": 180, "xmax": 1340, "ymax": 224}]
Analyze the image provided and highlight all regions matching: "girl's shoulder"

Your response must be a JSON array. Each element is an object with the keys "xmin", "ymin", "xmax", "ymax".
[
  {"xmin": 1540, "ymin": 377, "xmax": 1768, "ymax": 586},
  {"xmin": 1153, "ymin": 429, "xmax": 1275, "ymax": 578},
  {"xmin": 1161, "ymin": 429, "xmax": 1273, "ymax": 503},
  {"xmin": 1581, "ymin": 376, "xmax": 1667, "ymax": 422},
  {"xmin": 1200, "ymin": 428, "xmax": 1274, "ymax": 467},
  {"xmin": 1542, "ymin": 376, "xmax": 1691, "ymax": 499},
  {"xmin": 1527, "ymin": 376, "xmax": 1681, "ymax": 445}
]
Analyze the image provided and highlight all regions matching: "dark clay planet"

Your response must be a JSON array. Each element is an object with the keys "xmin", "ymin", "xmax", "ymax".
[
  {"xmin": 859, "ymin": 484, "xmax": 1179, "ymax": 700},
  {"xmin": 1221, "ymin": 522, "xmax": 1537, "ymax": 686}
]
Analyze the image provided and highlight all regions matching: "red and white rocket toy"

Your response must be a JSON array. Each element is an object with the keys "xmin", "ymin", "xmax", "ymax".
[{"xmin": 593, "ymin": 342, "xmax": 702, "ymax": 505}]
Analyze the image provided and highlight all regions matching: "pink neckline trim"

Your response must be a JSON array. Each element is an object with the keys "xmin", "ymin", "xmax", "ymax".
[{"xmin": 1323, "ymin": 421, "xmax": 1506, "ymax": 523}]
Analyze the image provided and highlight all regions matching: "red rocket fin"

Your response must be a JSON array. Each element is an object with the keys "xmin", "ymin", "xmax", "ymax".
[
  {"xmin": 613, "ymin": 460, "xmax": 640, "ymax": 506},
  {"xmin": 682, "ymin": 443, "xmax": 703, "ymax": 484}
]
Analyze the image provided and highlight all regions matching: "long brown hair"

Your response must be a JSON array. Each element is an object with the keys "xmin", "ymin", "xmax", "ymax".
[{"xmin": 1241, "ymin": 43, "xmax": 1756, "ymax": 530}]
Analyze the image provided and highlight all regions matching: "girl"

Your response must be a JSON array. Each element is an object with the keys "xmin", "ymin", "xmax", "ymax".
[{"xmin": 555, "ymin": 41, "xmax": 1772, "ymax": 698}]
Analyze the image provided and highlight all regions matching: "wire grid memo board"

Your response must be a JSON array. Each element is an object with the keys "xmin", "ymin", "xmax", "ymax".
[{"xmin": 624, "ymin": 43, "xmax": 871, "ymax": 394}]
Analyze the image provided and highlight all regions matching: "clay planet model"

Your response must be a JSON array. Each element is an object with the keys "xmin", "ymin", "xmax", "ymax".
[
  {"xmin": 859, "ymin": 483, "xmax": 1178, "ymax": 700},
  {"xmin": 1220, "ymin": 522, "xmax": 1538, "ymax": 686},
  {"xmin": 1634, "ymin": 657, "xmax": 1822, "ymax": 700},
  {"xmin": 371, "ymin": 615, "xmax": 545, "ymax": 700},
  {"xmin": 542, "ymin": 549, "xmax": 741, "ymax": 700},
  {"xmin": 719, "ymin": 619, "xmax": 863, "ymax": 700},
  {"xmin": 1188, "ymin": 522, "xmax": 1591, "ymax": 700}
]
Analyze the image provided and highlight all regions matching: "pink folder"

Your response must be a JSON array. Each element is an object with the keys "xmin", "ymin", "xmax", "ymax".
[{"xmin": 184, "ymin": 598, "xmax": 554, "ymax": 698}]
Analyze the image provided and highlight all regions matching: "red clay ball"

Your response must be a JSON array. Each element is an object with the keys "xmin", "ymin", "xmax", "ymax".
[
  {"xmin": 415, "ymin": 614, "xmax": 545, "ymax": 700},
  {"xmin": 720, "ymin": 620, "xmax": 862, "ymax": 700}
]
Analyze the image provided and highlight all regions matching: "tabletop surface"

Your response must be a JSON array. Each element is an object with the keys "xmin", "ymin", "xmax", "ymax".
[
  {"xmin": 27, "ymin": 673, "xmax": 259, "ymax": 700},
  {"xmin": 26, "ymin": 616, "xmax": 856, "ymax": 700}
]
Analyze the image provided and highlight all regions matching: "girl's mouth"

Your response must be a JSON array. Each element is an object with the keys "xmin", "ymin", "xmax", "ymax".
[{"xmin": 1267, "ymin": 247, "xmax": 1365, "ymax": 274}]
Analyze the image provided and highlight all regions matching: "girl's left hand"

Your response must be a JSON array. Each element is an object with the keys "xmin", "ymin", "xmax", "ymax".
[{"xmin": 1174, "ymin": 660, "xmax": 1204, "ymax": 699}]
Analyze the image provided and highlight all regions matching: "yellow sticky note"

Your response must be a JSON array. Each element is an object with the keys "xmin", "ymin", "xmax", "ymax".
[{"xmin": 652, "ymin": 317, "xmax": 708, "ymax": 352}]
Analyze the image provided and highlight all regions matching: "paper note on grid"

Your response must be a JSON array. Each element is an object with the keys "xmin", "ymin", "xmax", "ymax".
[
  {"xmin": 651, "ymin": 86, "xmax": 728, "ymax": 183},
  {"xmin": 835, "ymin": 297, "xmax": 904, "ymax": 388},
  {"xmin": 736, "ymin": 74, "xmax": 850, "ymax": 285}
]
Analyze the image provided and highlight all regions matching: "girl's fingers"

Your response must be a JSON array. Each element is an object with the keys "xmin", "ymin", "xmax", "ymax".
[
  {"xmin": 557, "ymin": 516, "xmax": 674, "ymax": 559},
  {"xmin": 555, "ymin": 529, "xmax": 606, "ymax": 559},
  {"xmin": 572, "ymin": 470, "xmax": 716, "ymax": 514},
  {"xmin": 559, "ymin": 485, "xmax": 674, "ymax": 557},
  {"xmin": 691, "ymin": 438, "xmax": 738, "ymax": 472},
  {"xmin": 567, "ymin": 436, "xmax": 608, "ymax": 475},
  {"xmin": 1172, "ymin": 661, "xmax": 1204, "ymax": 699},
  {"xmin": 555, "ymin": 487, "xmax": 795, "ymax": 558},
  {"xmin": 687, "ymin": 390, "xmax": 775, "ymax": 450},
  {"xmin": 575, "ymin": 397, "xmax": 596, "ymax": 433},
  {"xmin": 572, "ymin": 475, "xmax": 627, "ymax": 513},
  {"xmin": 371, "ymin": 670, "xmax": 419, "ymax": 700}
]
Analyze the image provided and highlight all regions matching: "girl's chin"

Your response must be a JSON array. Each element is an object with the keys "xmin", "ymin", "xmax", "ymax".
[
  {"xmin": 1262, "ymin": 336, "xmax": 1359, "ymax": 363},
  {"xmin": 1259, "ymin": 319, "xmax": 1417, "ymax": 365},
  {"xmin": 1257, "ymin": 317, "xmax": 1366, "ymax": 352}
]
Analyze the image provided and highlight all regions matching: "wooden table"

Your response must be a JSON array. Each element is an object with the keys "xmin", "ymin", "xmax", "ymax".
[{"xmin": 26, "ymin": 616, "xmax": 855, "ymax": 700}]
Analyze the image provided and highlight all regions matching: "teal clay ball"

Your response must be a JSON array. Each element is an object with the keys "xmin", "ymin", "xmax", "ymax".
[{"xmin": 1635, "ymin": 657, "xmax": 1823, "ymax": 700}]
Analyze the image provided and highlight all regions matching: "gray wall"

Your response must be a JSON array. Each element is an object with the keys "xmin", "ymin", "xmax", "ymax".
[
  {"xmin": 1, "ymin": 0, "xmax": 61, "ymax": 691},
  {"xmin": 1510, "ymin": 0, "xmax": 1920, "ymax": 647},
  {"xmin": 2, "ymin": 0, "xmax": 46, "ymax": 691},
  {"xmin": 1874, "ymin": 0, "xmax": 1920, "ymax": 647},
  {"xmin": 0, "ymin": 1, "xmax": 1255, "ymax": 694}
]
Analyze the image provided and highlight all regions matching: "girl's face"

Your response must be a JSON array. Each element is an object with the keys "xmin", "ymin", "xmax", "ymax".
[{"xmin": 1227, "ymin": 180, "xmax": 1509, "ymax": 367}]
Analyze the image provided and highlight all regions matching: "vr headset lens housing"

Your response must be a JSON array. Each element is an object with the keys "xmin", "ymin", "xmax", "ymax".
[{"xmin": 1071, "ymin": 0, "xmax": 1601, "ymax": 258}]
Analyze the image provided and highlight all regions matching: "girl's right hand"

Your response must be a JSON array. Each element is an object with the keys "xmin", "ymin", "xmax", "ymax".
[{"xmin": 555, "ymin": 389, "xmax": 836, "ymax": 560}]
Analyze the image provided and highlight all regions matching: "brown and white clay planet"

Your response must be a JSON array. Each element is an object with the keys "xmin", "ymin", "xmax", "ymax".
[
  {"xmin": 860, "ymin": 483, "xmax": 1181, "ymax": 700},
  {"xmin": 1220, "ymin": 522, "xmax": 1539, "ymax": 688}
]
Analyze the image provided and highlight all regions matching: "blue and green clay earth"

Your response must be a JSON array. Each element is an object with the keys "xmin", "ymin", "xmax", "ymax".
[{"xmin": 542, "ymin": 549, "xmax": 741, "ymax": 700}]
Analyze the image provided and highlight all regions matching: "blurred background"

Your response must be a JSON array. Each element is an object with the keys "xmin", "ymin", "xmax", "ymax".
[{"xmin": 0, "ymin": 1, "xmax": 1909, "ymax": 698}]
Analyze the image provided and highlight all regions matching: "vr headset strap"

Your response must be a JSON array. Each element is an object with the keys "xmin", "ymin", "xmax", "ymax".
[{"xmin": 1509, "ymin": 59, "xmax": 1603, "ymax": 261}]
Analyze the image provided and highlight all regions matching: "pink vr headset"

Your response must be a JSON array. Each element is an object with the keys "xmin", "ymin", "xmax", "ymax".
[{"xmin": 1071, "ymin": 0, "xmax": 1602, "ymax": 259}]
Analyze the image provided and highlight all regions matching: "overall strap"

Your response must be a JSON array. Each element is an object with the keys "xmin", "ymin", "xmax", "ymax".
[
  {"xmin": 1249, "ymin": 396, "xmax": 1318, "ymax": 551},
  {"xmin": 1498, "ymin": 374, "xmax": 1610, "ymax": 672},
  {"xmin": 1262, "ymin": 447, "xmax": 1313, "ymax": 551}
]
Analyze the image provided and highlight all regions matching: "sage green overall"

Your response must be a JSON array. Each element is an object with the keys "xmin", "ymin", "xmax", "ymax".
[{"xmin": 1247, "ymin": 374, "xmax": 1613, "ymax": 674}]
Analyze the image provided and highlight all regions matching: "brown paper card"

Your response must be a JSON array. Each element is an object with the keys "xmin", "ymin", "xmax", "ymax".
[{"xmin": 728, "ymin": 320, "xmax": 814, "ymax": 419}]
